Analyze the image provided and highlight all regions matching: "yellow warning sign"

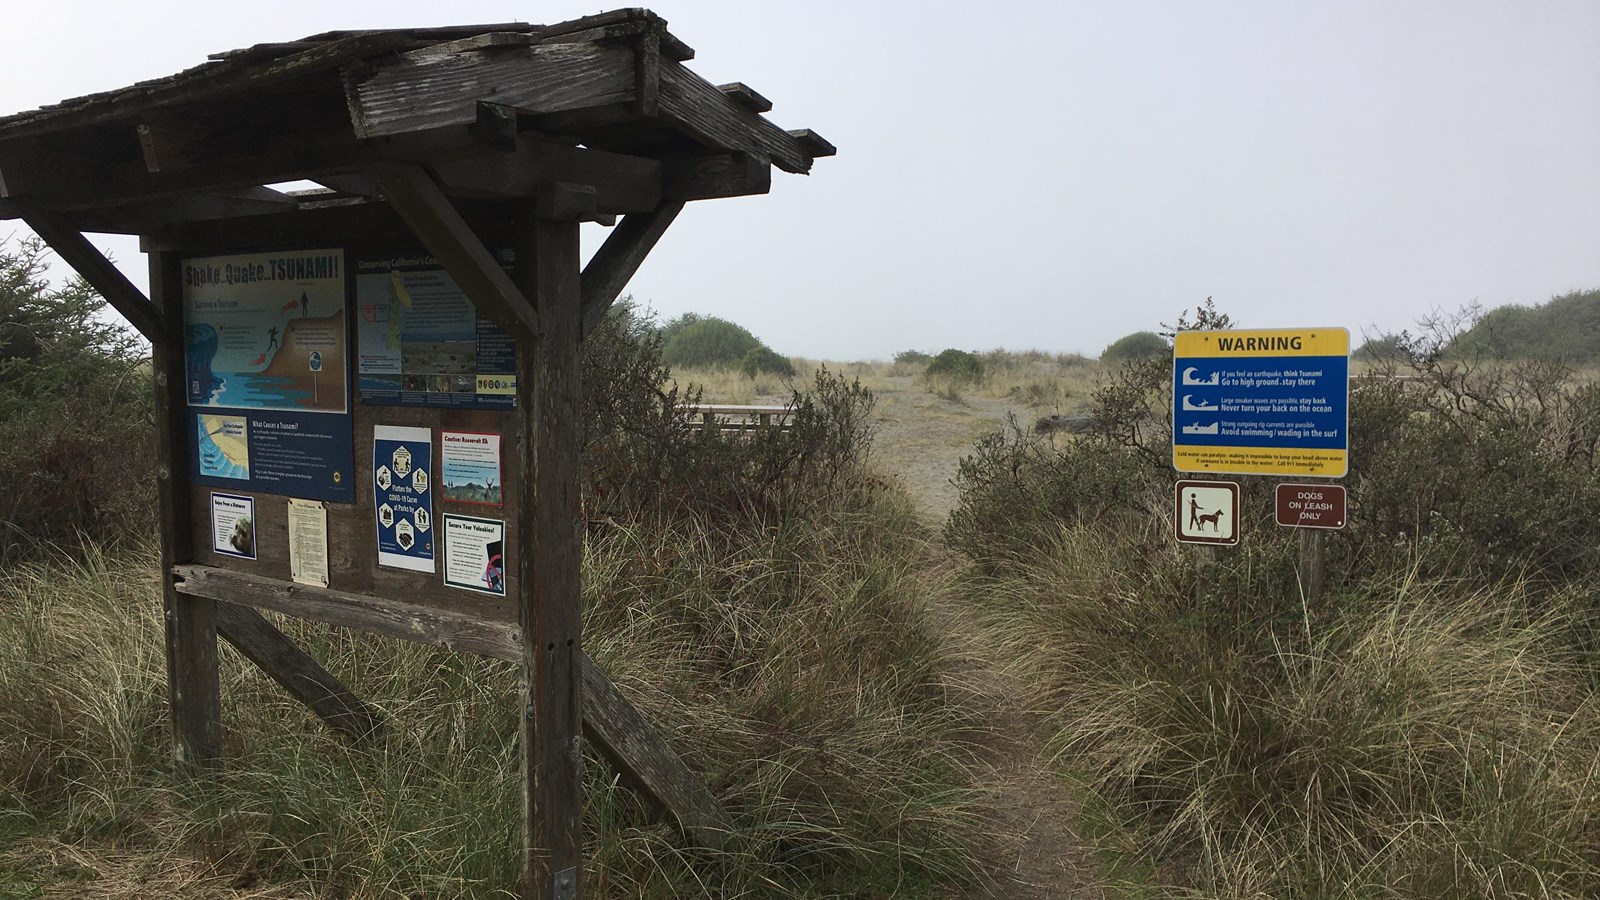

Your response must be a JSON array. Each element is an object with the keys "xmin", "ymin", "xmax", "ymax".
[{"xmin": 1172, "ymin": 327, "xmax": 1350, "ymax": 477}]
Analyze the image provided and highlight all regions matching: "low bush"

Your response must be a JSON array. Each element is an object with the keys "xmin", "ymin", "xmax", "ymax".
[
  {"xmin": 1099, "ymin": 329, "xmax": 1167, "ymax": 363},
  {"xmin": 925, "ymin": 349, "xmax": 983, "ymax": 382},
  {"xmin": 950, "ymin": 302, "xmax": 1600, "ymax": 586},
  {"xmin": 738, "ymin": 344, "xmax": 796, "ymax": 379},
  {"xmin": 660, "ymin": 313, "xmax": 765, "ymax": 370},
  {"xmin": 584, "ymin": 301, "xmax": 875, "ymax": 525}
]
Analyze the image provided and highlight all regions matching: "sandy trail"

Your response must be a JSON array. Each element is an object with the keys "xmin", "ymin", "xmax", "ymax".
[{"xmin": 869, "ymin": 380, "xmax": 1104, "ymax": 898}]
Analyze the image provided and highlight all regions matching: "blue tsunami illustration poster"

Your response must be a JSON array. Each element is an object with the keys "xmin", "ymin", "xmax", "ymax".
[
  {"xmin": 185, "ymin": 249, "xmax": 354, "ymax": 502},
  {"xmin": 374, "ymin": 425, "xmax": 435, "ymax": 572},
  {"xmin": 355, "ymin": 252, "xmax": 517, "ymax": 409}
]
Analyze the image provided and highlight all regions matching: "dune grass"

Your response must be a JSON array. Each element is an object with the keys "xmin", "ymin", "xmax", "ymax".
[
  {"xmin": 966, "ymin": 522, "xmax": 1600, "ymax": 898},
  {"xmin": 0, "ymin": 487, "xmax": 984, "ymax": 898}
]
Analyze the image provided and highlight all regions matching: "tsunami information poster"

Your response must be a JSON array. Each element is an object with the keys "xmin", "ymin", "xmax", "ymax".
[
  {"xmin": 1171, "ymin": 328, "xmax": 1349, "ymax": 477},
  {"xmin": 184, "ymin": 249, "xmax": 354, "ymax": 502}
]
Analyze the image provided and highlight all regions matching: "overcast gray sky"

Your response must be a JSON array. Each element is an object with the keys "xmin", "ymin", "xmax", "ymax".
[{"xmin": 4, "ymin": 0, "xmax": 1598, "ymax": 359}]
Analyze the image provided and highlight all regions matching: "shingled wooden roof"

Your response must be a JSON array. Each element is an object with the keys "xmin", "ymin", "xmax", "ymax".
[{"xmin": 0, "ymin": 9, "xmax": 833, "ymax": 235}]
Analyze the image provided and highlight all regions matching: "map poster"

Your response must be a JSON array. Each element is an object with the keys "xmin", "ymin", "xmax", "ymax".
[
  {"xmin": 211, "ymin": 492, "xmax": 256, "ymax": 560},
  {"xmin": 355, "ymin": 252, "xmax": 517, "ymax": 409},
  {"xmin": 441, "ymin": 431, "xmax": 502, "ymax": 505},
  {"xmin": 185, "ymin": 249, "xmax": 354, "ymax": 503},
  {"xmin": 374, "ymin": 425, "xmax": 435, "ymax": 572},
  {"xmin": 443, "ymin": 514, "xmax": 506, "ymax": 596},
  {"xmin": 288, "ymin": 497, "xmax": 330, "ymax": 588}
]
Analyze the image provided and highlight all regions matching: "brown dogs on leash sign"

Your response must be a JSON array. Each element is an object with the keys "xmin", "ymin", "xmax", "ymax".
[{"xmin": 1274, "ymin": 483, "xmax": 1347, "ymax": 529}]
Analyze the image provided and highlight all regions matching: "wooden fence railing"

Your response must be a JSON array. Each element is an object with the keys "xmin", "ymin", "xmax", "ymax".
[{"xmin": 687, "ymin": 403, "xmax": 794, "ymax": 432}]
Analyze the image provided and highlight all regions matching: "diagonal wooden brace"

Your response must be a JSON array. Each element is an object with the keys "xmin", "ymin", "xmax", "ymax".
[
  {"xmin": 23, "ymin": 212, "xmax": 164, "ymax": 341},
  {"xmin": 173, "ymin": 564, "xmax": 733, "ymax": 848},
  {"xmin": 579, "ymin": 199, "xmax": 684, "ymax": 339},
  {"xmin": 368, "ymin": 161, "xmax": 541, "ymax": 337},
  {"xmin": 216, "ymin": 601, "xmax": 387, "ymax": 743}
]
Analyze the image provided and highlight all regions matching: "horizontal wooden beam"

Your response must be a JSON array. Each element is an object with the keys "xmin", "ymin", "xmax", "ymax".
[
  {"xmin": 176, "ymin": 564, "xmax": 519, "ymax": 657},
  {"xmin": 580, "ymin": 199, "xmax": 684, "ymax": 339},
  {"xmin": 309, "ymin": 173, "xmax": 382, "ymax": 197},
  {"xmin": 0, "ymin": 118, "xmax": 515, "ymax": 214},
  {"xmin": 172, "ymin": 563, "xmax": 732, "ymax": 848},
  {"xmin": 369, "ymin": 161, "xmax": 540, "ymax": 337},
  {"xmin": 427, "ymin": 136, "xmax": 663, "ymax": 213},
  {"xmin": 664, "ymin": 152, "xmax": 770, "ymax": 202},
  {"xmin": 215, "ymin": 601, "xmax": 386, "ymax": 743},
  {"xmin": 139, "ymin": 194, "xmax": 504, "ymax": 253},
  {"xmin": 21, "ymin": 212, "xmax": 163, "ymax": 341},
  {"xmin": 4, "ymin": 188, "xmax": 309, "ymax": 235}
]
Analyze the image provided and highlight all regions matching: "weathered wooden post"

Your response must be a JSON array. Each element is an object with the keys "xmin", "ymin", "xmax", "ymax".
[
  {"xmin": 151, "ymin": 249, "xmax": 223, "ymax": 770},
  {"xmin": 515, "ymin": 202, "xmax": 585, "ymax": 899},
  {"xmin": 1298, "ymin": 528, "xmax": 1327, "ymax": 605}
]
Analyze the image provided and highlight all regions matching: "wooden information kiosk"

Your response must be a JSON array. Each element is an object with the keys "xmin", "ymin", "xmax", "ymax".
[{"xmin": 0, "ymin": 11, "xmax": 832, "ymax": 897}]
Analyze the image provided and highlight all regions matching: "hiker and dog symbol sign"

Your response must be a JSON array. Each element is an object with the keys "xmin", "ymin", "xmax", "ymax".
[{"xmin": 1175, "ymin": 480, "xmax": 1240, "ymax": 546}]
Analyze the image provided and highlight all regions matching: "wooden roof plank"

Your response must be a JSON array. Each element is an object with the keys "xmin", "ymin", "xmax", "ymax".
[
  {"xmin": 787, "ymin": 129, "xmax": 836, "ymax": 158},
  {"xmin": 347, "ymin": 41, "xmax": 637, "ymax": 140},
  {"xmin": 717, "ymin": 82, "xmax": 772, "ymax": 113},
  {"xmin": 0, "ymin": 31, "xmax": 415, "ymax": 143},
  {"xmin": 656, "ymin": 61, "xmax": 814, "ymax": 173}
]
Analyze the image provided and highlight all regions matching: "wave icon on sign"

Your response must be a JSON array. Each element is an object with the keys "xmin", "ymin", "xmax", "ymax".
[
  {"xmin": 1181, "ymin": 394, "xmax": 1218, "ymax": 411},
  {"xmin": 1182, "ymin": 367, "xmax": 1220, "ymax": 387},
  {"xmin": 1182, "ymin": 422, "xmax": 1219, "ymax": 435}
]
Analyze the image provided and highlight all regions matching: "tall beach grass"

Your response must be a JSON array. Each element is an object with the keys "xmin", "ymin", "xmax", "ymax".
[{"xmin": 0, "ymin": 487, "xmax": 984, "ymax": 898}]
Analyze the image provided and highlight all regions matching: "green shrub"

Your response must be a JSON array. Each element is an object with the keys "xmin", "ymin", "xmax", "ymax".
[
  {"xmin": 660, "ymin": 314, "xmax": 765, "ymax": 370},
  {"xmin": 0, "ymin": 237, "xmax": 153, "ymax": 560},
  {"xmin": 1450, "ymin": 289, "xmax": 1600, "ymax": 363},
  {"xmin": 738, "ymin": 345, "xmax": 795, "ymax": 379},
  {"xmin": 923, "ymin": 349, "xmax": 983, "ymax": 385},
  {"xmin": 893, "ymin": 349, "xmax": 931, "ymax": 365},
  {"xmin": 1353, "ymin": 331, "xmax": 1407, "ymax": 361},
  {"xmin": 1099, "ymin": 330, "xmax": 1167, "ymax": 362}
]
